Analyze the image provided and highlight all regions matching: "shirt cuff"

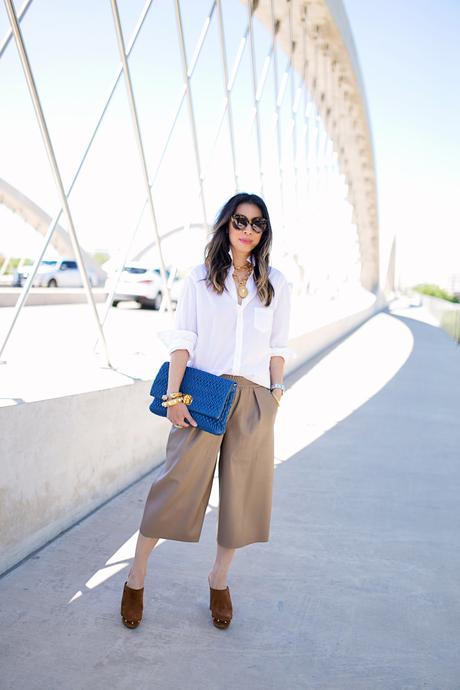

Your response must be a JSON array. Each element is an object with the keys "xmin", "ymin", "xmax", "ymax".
[
  {"xmin": 269, "ymin": 346, "xmax": 297, "ymax": 362},
  {"xmin": 157, "ymin": 329, "xmax": 197, "ymax": 358}
]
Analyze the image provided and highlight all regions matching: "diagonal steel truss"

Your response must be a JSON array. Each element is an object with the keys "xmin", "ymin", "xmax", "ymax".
[{"xmin": 1, "ymin": 0, "xmax": 367, "ymax": 366}]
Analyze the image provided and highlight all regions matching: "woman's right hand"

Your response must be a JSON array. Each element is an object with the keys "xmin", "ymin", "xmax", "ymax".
[{"xmin": 167, "ymin": 402, "xmax": 197, "ymax": 428}]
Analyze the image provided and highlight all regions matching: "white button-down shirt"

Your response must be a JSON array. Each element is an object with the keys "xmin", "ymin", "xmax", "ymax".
[{"xmin": 157, "ymin": 259, "xmax": 295, "ymax": 389}]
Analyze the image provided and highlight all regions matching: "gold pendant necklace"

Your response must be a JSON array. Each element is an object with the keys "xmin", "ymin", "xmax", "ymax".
[{"xmin": 232, "ymin": 263, "xmax": 252, "ymax": 298}]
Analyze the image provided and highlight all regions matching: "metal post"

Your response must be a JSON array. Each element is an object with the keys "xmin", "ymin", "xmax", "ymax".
[
  {"xmin": 0, "ymin": 0, "xmax": 158, "ymax": 361},
  {"xmin": 150, "ymin": 1, "xmax": 217, "ymax": 190},
  {"xmin": 300, "ymin": 6, "xmax": 310, "ymax": 211},
  {"xmin": 321, "ymin": 47, "xmax": 331, "ymax": 195},
  {"xmin": 110, "ymin": 0, "xmax": 173, "ymax": 315},
  {"xmin": 243, "ymin": 30, "xmax": 277, "ymax": 163},
  {"xmin": 287, "ymin": 0, "xmax": 299, "ymax": 232},
  {"xmin": 107, "ymin": 0, "xmax": 215, "ymax": 311},
  {"xmin": 197, "ymin": 17, "xmax": 257, "ymax": 195},
  {"xmin": 216, "ymin": 0, "xmax": 238, "ymax": 192},
  {"xmin": 105, "ymin": 0, "xmax": 250, "ymax": 326},
  {"xmin": 93, "ymin": 206, "xmax": 147, "ymax": 350},
  {"xmin": 1, "ymin": 0, "xmax": 112, "ymax": 366},
  {"xmin": 269, "ymin": 0, "xmax": 285, "ymax": 230},
  {"xmin": 247, "ymin": 0, "xmax": 264, "ymax": 196},
  {"xmin": 107, "ymin": 0, "xmax": 217, "ymax": 323},
  {"xmin": 0, "ymin": 0, "xmax": 33, "ymax": 59},
  {"xmin": 174, "ymin": 0, "xmax": 209, "ymax": 230}
]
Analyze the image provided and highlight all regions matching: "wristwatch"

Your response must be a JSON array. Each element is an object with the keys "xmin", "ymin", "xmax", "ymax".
[{"xmin": 270, "ymin": 383, "xmax": 285, "ymax": 392}]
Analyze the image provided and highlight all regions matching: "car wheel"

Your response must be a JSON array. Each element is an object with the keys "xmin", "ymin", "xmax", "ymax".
[
  {"xmin": 112, "ymin": 300, "xmax": 120, "ymax": 307},
  {"xmin": 153, "ymin": 291, "xmax": 163, "ymax": 310},
  {"xmin": 48, "ymin": 278, "xmax": 57, "ymax": 287}
]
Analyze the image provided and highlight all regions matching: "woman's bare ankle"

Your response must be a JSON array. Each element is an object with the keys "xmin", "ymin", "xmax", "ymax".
[
  {"xmin": 127, "ymin": 566, "xmax": 146, "ymax": 589},
  {"xmin": 208, "ymin": 567, "xmax": 228, "ymax": 590}
]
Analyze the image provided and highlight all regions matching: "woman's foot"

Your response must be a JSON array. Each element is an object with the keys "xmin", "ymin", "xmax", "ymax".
[
  {"xmin": 121, "ymin": 580, "xmax": 144, "ymax": 628},
  {"xmin": 208, "ymin": 576, "xmax": 233, "ymax": 629},
  {"xmin": 126, "ymin": 566, "xmax": 145, "ymax": 590}
]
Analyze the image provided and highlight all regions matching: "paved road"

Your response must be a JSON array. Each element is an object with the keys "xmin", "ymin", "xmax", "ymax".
[
  {"xmin": 1, "ymin": 304, "xmax": 459, "ymax": 689},
  {"xmin": 0, "ymin": 289, "xmax": 373, "ymax": 405},
  {"xmin": 0, "ymin": 301, "xmax": 170, "ymax": 404}
]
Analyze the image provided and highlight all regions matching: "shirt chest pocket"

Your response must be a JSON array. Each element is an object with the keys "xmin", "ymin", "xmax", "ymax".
[{"xmin": 253, "ymin": 307, "xmax": 274, "ymax": 333}]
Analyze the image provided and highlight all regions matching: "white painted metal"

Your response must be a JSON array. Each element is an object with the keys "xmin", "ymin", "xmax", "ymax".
[
  {"xmin": 109, "ymin": 0, "xmax": 173, "ymax": 315},
  {"xmin": 2, "ymin": 0, "xmax": 112, "ymax": 366}
]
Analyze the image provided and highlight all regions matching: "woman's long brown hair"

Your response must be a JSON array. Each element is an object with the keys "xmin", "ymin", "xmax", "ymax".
[{"xmin": 202, "ymin": 192, "xmax": 275, "ymax": 307}]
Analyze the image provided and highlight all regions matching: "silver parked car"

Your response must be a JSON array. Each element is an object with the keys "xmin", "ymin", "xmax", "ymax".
[
  {"xmin": 104, "ymin": 263, "xmax": 183, "ymax": 309},
  {"xmin": 12, "ymin": 259, "xmax": 98, "ymax": 288}
]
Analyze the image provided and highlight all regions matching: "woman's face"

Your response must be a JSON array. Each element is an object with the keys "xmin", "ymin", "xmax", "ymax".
[{"xmin": 228, "ymin": 202, "xmax": 265, "ymax": 255}]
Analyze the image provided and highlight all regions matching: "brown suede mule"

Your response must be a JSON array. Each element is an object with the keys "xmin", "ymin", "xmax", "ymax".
[
  {"xmin": 208, "ymin": 576, "xmax": 233, "ymax": 629},
  {"xmin": 120, "ymin": 580, "xmax": 144, "ymax": 629}
]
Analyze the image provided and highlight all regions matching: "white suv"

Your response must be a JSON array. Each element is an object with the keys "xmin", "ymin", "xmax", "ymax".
[
  {"xmin": 13, "ymin": 259, "xmax": 98, "ymax": 288},
  {"xmin": 104, "ymin": 263, "xmax": 183, "ymax": 309}
]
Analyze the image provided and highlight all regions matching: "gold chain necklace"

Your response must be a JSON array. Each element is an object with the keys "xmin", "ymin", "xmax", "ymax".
[{"xmin": 232, "ymin": 261, "xmax": 253, "ymax": 298}]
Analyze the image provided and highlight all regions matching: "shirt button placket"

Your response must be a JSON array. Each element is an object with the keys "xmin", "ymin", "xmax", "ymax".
[{"xmin": 232, "ymin": 304, "xmax": 243, "ymax": 374}]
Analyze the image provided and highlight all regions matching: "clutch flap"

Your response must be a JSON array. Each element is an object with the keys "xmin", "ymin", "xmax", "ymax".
[{"xmin": 150, "ymin": 362, "xmax": 237, "ymax": 421}]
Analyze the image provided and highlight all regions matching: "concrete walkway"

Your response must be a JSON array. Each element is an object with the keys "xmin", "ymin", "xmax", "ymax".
[{"xmin": 1, "ymin": 303, "xmax": 459, "ymax": 690}]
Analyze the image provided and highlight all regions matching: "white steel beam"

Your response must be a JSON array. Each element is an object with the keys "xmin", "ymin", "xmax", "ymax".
[
  {"xmin": 1, "ymin": 0, "xmax": 112, "ymax": 366},
  {"xmin": 109, "ymin": 0, "xmax": 173, "ymax": 314}
]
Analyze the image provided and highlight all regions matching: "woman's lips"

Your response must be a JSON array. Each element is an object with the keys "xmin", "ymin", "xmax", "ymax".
[{"xmin": 239, "ymin": 238, "xmax": 252, "ymax": 244}]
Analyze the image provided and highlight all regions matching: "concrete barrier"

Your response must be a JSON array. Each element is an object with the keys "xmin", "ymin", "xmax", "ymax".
[
  {"xmin": 0, "ymin": 288, "xmax": 108, "ymax": 307},
  {"xmin": 1, "ymin": 381, "xmax": 170, "ymax": 575},
  {"xmin": 420, "ymin": 294, "xmax": 460, "ymax": 344},
  {"xmin": 0, "ymin": 291, "xmax": 387, "ymax": 576}
]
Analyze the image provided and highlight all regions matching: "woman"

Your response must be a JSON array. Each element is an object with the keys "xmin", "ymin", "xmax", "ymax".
[{"xmin": 120, "ymin": 192, "xmax": 293, "ymax": 630}]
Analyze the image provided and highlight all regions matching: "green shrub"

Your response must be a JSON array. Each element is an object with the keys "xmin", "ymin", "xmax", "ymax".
[{"xmin": 413, "ymin": 283, "xmax": 459, "ymax": 303}]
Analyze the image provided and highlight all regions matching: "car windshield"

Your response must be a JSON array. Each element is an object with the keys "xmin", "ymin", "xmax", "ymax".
[{"xmin": 123, "ymin": 266, "xmax": 147, "ymax": 274}]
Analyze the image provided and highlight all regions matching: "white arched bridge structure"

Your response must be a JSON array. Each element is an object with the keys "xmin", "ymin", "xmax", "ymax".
[
  {"xmin": 0, "ymin": 0, "xmax": 388, "ymax": 582},
  {"xmin": 0, "ymin": 0, "xmax": 381, "ymax": 364},
  {"xmin": 2, "ymin": 8, "xmax": 459, "ymax": 687}
]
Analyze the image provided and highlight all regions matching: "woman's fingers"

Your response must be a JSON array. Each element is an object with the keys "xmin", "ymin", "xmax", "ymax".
[
  {"xmin": 186, "ymin": 413, "xmax": 197, "ymax": 427},
  {"xmin": 167, "ymin": 403, "xmax": 197, "ymax": 427}
]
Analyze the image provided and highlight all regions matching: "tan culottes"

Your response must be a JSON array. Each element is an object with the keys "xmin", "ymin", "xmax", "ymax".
[{"xmin": 139, "ymin": 374, "xmax": 279, "ymax": 549}]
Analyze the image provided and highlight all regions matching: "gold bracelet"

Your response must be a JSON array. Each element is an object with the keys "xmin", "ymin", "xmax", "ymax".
[
  {"xmin": 161, "ymin": 393, "xmax": 193, "ymax": 408},
  {"xmin": 161, "ymin": 397, "xmax": 184, "ymax": 408},
  {"xmin": 162, "ymin": 391, "xmax": 183, "ymax": 401}
]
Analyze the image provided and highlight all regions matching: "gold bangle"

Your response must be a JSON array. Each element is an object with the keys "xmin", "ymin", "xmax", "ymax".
[
  {"xmin": 162, "ymin": 391, "xmax": 183, "ymax": 401},
  {"xmin": 161, "ymin": 393, "xmax": 193, "ymax": 408},
  {"xmin": 161, "ymin": 397, "xmax": 184, "ymax": 408}
]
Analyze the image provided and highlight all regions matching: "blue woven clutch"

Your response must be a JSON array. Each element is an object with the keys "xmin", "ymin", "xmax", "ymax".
[{"xmin": 149, "ymin": 362, "xmax": 238, "ymax": 436}]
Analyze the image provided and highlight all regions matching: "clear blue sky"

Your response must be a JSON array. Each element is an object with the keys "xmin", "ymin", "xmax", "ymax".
[{"xmin": 343, "ymin": 0, "xmax": 460, "ymax": 287}]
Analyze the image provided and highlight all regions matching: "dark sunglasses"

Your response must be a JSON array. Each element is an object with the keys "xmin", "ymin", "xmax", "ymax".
[{"xmin": 231, "ymin": 214, "xmax": 268, "ymax": 234}]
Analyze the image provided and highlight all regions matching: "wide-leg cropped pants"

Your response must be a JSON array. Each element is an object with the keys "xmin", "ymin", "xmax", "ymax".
[{"xmin": 139, "ymin": 374, "xmax": 279, "ymax": 549}]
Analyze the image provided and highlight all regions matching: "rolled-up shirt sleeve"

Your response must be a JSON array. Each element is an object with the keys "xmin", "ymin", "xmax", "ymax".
[
  {"xmin": 156, "ymin": 274, "xmax": 198, "ymax": 359},
  {"xmin": 269, "ymin": 278, "xmax": 296, "ymax": 362}
]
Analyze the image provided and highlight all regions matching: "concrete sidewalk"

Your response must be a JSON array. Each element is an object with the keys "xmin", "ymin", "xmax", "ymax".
[{"xmin": 1, "ymin": 305, "xmax": 459, "ymax": 690}]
